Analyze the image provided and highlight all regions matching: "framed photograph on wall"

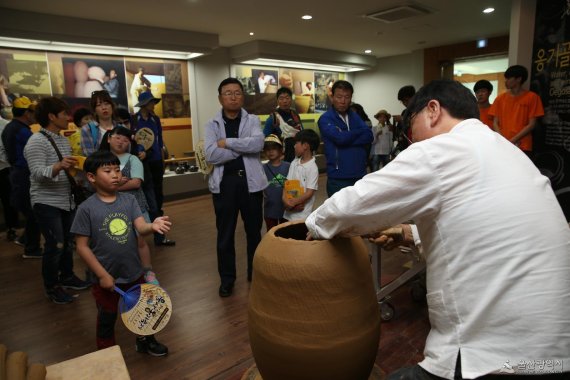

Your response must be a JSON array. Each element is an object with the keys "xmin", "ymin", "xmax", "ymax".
[
  {"xmin": 125, "ymin": 59, "xmax": 165, "ymax": 114},
  {"xmin": 285, "ymin": 68, "xmax": 315, "ymax": 114},
  {"xmin": 314, "ymin": 71, "xmax": 340, "ymax": 113},
  {"xmin": 45, "ymin": 52, "xmax": 129, "ymax": 115}
]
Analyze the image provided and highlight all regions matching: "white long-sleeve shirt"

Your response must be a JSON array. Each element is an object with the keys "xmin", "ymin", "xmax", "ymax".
[
  {"xmin": 306, "ymin": 118, "xmax": 570, "ymax": 379},
  {"xmin": 371, "ymin": 123, "xmax": 393, "ymax": 155}
]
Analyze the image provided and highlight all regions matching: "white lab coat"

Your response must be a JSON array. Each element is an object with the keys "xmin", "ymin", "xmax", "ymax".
[{"xmin": 306, "ymin": 118, "xmax": 570, "ymax": 379}]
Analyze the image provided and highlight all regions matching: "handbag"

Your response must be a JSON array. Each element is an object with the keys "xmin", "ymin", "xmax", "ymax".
[{"xmin": 39, "ymin": 130, "xmax": 89, "ymax": 206}]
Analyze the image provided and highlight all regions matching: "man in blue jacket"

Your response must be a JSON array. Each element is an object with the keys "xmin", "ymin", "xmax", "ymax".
[
  {"xmin": 1, "ymin": 96, "xmax": 42, "ymax": 258},
  {"xmin": 318, "ymin": 80, "xmax": 373, "ymax": 196}
]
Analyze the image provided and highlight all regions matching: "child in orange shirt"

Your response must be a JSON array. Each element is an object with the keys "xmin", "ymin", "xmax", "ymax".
[{"xmin": 489, "ymin": 65, "xmax": 544, "ymax": 153}]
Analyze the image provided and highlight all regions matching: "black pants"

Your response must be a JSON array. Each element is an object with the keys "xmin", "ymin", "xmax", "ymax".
[
  {"xmin": 283, "ymin": 137, "xmax": 296, "ymax": 163},
  {"xmin": 33, "ymin": 203, "xmax": 74, "ymax": 289},
  {"xmin": 387, "ymin": 352, "xmax": 569, "ymax": 380},
  {"xmin": 0, "ymin": 167, "xmax": 19, "ymax": 230},
  {"xmin": 212, "ymin": 174, "xmax": 263, "ymax": 287},
  {"xmin": 147, "ymin": 160, "xmax": 164, "ymax": 215},
  {"xmin": 141, "ymin": 161, "xmax": 163, "ymax": 244},
  {"xmin": 10, "ymin": 167, "xmax": 41, "ymax": 254}
]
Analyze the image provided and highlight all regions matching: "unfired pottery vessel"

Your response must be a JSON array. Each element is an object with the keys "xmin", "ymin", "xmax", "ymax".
[{"xmin": 248, "ymin": 221, "xmax": 381, "ymax": 380}]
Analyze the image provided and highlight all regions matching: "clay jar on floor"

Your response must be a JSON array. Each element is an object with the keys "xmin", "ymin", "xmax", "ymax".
[{"xmin": 248, "ymin": 221, "xmax": 381, "ymax": 380}]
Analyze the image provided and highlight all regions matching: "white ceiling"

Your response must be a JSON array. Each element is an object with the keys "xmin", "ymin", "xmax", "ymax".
[{"xmin": 2, "ymin": 0, "xmax": 512, "ymax": 58}]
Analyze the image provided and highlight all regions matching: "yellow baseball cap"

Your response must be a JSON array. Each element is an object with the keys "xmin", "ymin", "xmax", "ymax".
[
  {"xmin": 13, "ymin": 96, "xmax": 37, "ymax": 110},
  {"xmin": 264, "ymin": 134, "xmax": 283, "ymax": 146}
]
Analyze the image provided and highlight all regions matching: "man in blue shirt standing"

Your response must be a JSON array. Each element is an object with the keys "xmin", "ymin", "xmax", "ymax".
[
  {"xmin": 1, "ymin": 96, "xmax": 42, "ymax": 258},
  {"xmin": 318, "ymin": 80, "xmax": 373, "ymax": 197}
]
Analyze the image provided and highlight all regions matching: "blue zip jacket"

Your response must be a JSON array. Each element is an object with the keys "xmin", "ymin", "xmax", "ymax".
[
  {"xmin": 317, "ymin": 108, "xmax": 373, "ymax": 179},
  {"xmin": 1, "ymin": 119, "xmax": 32, "ymax": 168}
]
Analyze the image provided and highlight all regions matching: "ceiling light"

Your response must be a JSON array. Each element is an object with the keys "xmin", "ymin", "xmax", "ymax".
[
  {"xmin": 0, "ymin": 37, "xmax": 202, "ymax": 60},
  {"xmin": 302, "ymin": 15, "xmax": 313, "ymax": 20},
  {"xmin": 249, "ymin": 32, "xmax": 255, "ymax": 36},
  {"xmin": 482, "ymin": 7, "xmax": 495, "ymax": 14},
  {"xmin": 364, "ymin": 49, "xmax": 372, "ymax": 54}
]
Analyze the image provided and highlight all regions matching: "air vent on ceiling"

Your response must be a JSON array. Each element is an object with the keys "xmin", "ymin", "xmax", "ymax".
[{"xmin": 366, "ymin": 5, "xmax": 431, "ymax": 23}]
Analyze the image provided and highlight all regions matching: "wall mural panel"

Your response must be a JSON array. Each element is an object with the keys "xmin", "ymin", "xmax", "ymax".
[
  {"xmin": 233, "ymin": 64, "xmax": 344, "ymax": 116},
  {"xmin": 0, "ymin": 49, "xmax": 50, "ymax": 113},
  {"xmin": 0, "ymin": 47, "xmax": 191, "ymax": 121}
]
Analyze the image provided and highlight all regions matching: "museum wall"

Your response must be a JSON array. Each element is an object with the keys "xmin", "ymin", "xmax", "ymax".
[{"xmin": 352, "ymin": 50, "xmax": 424, "ymax": 121}]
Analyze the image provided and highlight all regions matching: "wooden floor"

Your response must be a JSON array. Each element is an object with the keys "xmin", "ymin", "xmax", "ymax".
[{"xmin": 0, "ymin": 175, "xmax": 430, "ymax": 380}]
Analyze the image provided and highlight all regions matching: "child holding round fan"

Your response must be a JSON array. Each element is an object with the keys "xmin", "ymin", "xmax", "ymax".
[{"xmin": 70, "ymin": 150, "xmax": 171, "ymax": 356}]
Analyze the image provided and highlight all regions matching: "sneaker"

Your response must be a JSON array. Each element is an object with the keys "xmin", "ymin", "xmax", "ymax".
[
  {"xmin": 61, "ymin": 274, "xmax": 91, "ymax": 290},
  {"xmin": 155, "ymin": 238, "xmax": 176, "ymax": 247},
  {"xmin": 22, "ymin": 251, "xmax": 42, "ymax": 259},
  {"xmin": 218, "ymin": 283, "xmax": 234, "ymax": 297},
  {"xmin": 135, "ymin": 335, "xmax": 168, "ymax": 357},
  {"xmin": 14, "ymin": 235, "xmax": 25, "ymax": 247},
  {"xmin": 7, "ymin": 229, "xmax": 17, "ymax": 242},
  {"xmin": 46, "ymin": 287, "xmax": 74, "ymax": 304}
]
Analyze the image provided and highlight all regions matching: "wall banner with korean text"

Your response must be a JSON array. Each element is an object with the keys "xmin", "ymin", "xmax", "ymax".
[{"xmin": 531, "ymin": 0, "xmax": 570, "ymax": 220}]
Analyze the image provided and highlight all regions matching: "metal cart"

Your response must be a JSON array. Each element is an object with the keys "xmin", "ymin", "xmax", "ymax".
[{"xmin": 369, "ymin": 241, "xmax": 426, "ymax": 321}]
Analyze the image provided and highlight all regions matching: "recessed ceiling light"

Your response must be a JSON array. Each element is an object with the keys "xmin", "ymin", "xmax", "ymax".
[
  {"xmin": 483, "ymin": 7, "xmax": 495, "ymax": 14},
  {"xmin": 364, "ymin": 49, "xmax": 372, "ymax": 54},
  {"xmin": 302, "ymin": 15, "xmax": 313, "ymax": 20},
  {"xmin": 249, "ymin": 32, "xmax": 254, "ymax": 36}
]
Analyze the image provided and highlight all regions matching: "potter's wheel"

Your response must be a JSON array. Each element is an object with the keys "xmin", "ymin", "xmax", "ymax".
[{"xmin": 241, "ymin": 363, "xmax": 385, "ymax": 380}]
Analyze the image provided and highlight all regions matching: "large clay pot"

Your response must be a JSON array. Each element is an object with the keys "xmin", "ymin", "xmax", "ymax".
[{"xmin": 248, "ymin": 221, "xmax": 381, "ymax": 380}]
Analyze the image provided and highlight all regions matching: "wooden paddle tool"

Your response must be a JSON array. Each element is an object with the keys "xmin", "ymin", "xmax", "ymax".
[{"xmin": 114, "ymin": 283, "xmax": 173, "ymax": 335}]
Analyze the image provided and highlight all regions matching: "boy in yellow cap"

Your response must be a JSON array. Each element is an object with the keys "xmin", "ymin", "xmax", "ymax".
[{"xmin": 262, "ymin": 134, "xmax": 290, "ymax": 231}]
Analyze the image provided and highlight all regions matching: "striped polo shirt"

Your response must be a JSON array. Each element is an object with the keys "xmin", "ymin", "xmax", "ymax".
[{"xmin": 24, "ymin": 128, "xmax": 74, "ymax": 211}]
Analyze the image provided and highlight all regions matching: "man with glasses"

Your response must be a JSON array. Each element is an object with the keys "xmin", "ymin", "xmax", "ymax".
[
  {"xmin": 263, "ymin": 87, "xmax": 303, "ymax": 162},
  {"xmin": 317, "ymin": 80, "xmax": 373, "ymax": 197},
  {"xmin": 306, "ymin": 80, "xmax": 570, "ymax": 380},
  {"xmin": 204, "ymin": 77, "xmax": 267, "ymax": 297}
]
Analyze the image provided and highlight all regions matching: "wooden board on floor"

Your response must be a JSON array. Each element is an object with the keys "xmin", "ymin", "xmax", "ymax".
[{"xmin": 46, "ymin": 346, "xmax": 130, "ymax": 380}]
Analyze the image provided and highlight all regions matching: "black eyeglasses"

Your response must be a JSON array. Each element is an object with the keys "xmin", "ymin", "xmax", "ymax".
[{"xmin": 91, "ymin": 90, "xmax": 109, "ymax": 96}]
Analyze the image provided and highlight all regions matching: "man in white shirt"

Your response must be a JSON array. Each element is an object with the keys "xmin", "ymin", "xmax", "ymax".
[{"xmin": 305, "ymin": 80, "xmax": 570, "ymax": 380}]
